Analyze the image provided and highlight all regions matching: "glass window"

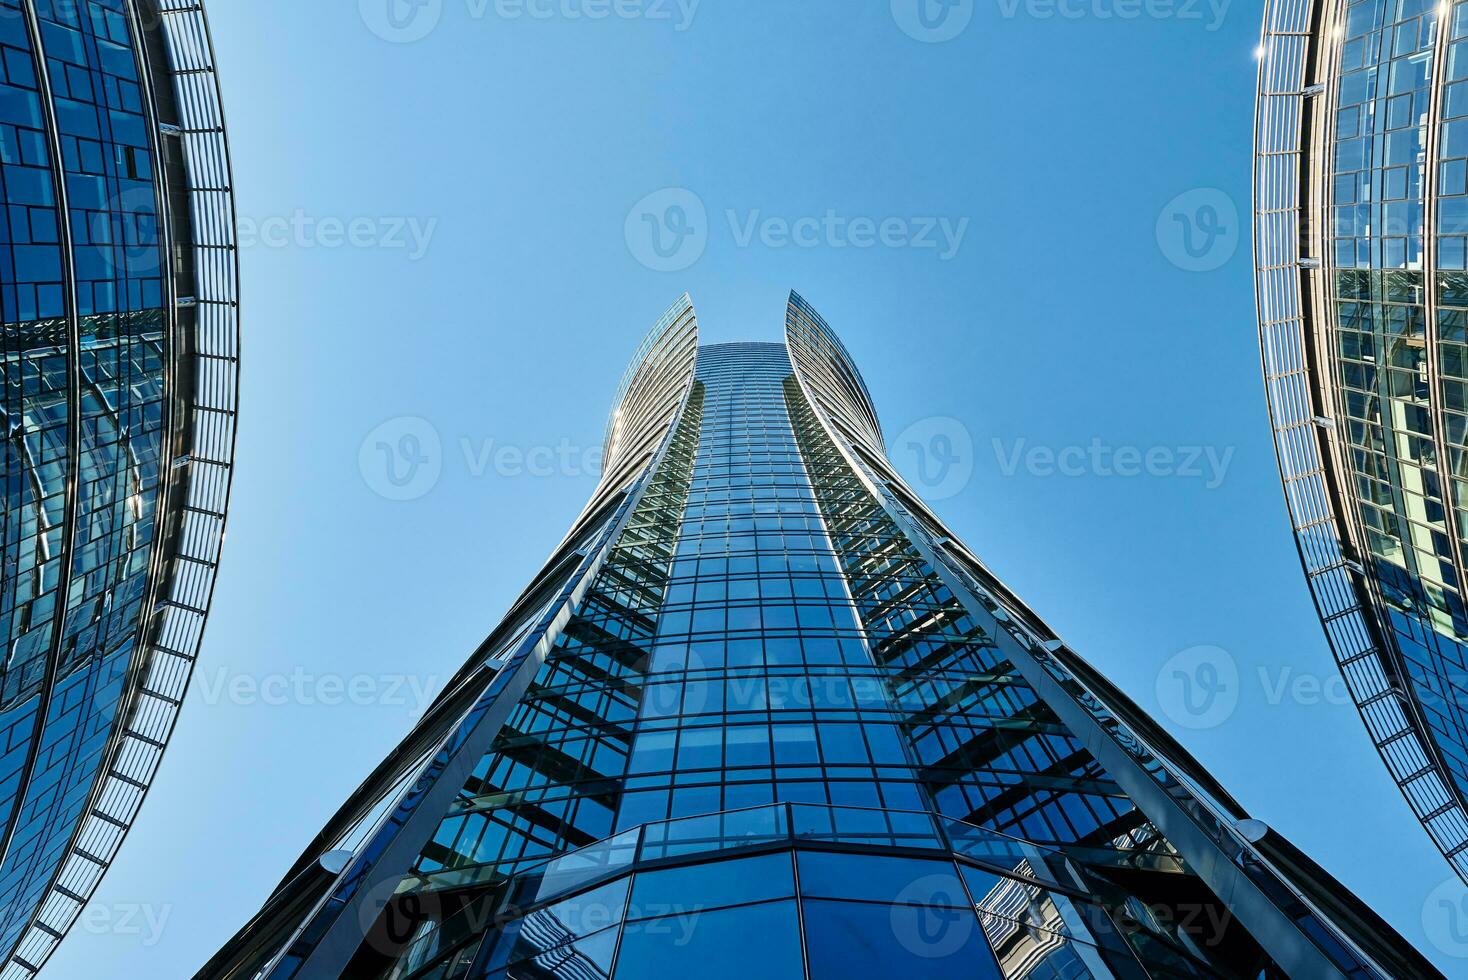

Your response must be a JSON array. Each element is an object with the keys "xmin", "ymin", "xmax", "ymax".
[
  {"xmin": 802, "ymin": 899, "xmax": 1002, "ymax": 980},
  {"xmin": 629, "ymin": 851, "xmax": 794, "ymax": 916},
  {"xmin": 498, "ymin": 925, "xmax": 618, "ymax": 980},
  {"xmin": 612, "ymin": 899, "xmax": 803, "ymax": 980},
  {"xmin": 797, "ymin": 851, "xmax": 967, "ymax": 906},
  {"xmin": 503, "ymin": 877, "xmax": 631, "ymax": 966}
]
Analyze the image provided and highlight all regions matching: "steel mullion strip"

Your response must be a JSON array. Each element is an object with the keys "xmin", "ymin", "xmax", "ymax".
[{"xmin": 0, "ymin": 0, "xmax": 89, "ymax": 895}]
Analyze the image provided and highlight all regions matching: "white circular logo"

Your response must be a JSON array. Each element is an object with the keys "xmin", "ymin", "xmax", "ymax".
[
  {"xmin": 1155, "ymin": 645, "xmax": 1239, "ymax": 731},
  {"xmin": 891, "ymin": 0, "xmax": 974, "ymax": 42},
  {"xmin": 1424, "ymin": 876, "xmax": 1468, "ymax": 958},
  {"xmin": 1156, "ymin": 188, "xmax": 1239, "ymax": 273},
  {"xmin": 359, "ymin": 417, "xmax": 442, "ymax": 501},
  {"xmin": 893, "ymin": 416, "xmax": 974, "ymax": 501},
  {"xmin": 357, "ymin": 874, "xmax": 442, "ymax": 955},
  {"xmin": 891, "ymin": 874, "xmax": 975, "ymax": 958},
  {"xmin": 625, "ymin": 188, "xmax": 708, "ymax": 272},
  {"xmin": 359, "ymin": 0, "xmax": 443, "ymax": 43}
]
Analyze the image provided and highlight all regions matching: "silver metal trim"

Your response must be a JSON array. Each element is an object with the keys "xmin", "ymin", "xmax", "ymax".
[
  {"xmin": 1253, "ymin": 0, "xmax": 1468, "ymax": 882},
  {"xmin": 0, "ymin": 0, "xmax": 241, "ymax": 974}
]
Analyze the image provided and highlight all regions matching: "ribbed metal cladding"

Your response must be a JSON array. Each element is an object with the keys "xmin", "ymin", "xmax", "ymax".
[
  {"xmin": 563, "ymin": 295, "xmax": 698, "ymax": 549},
  {"xmin": 1253, "ymin": 0, "xmax": 1468, "ymax": 883},
  {"xmin": 191, "ymin": 293, "xmax": 1439, "ymax": 980},
  {"xmin": 789, "ymin": 294, "xmax": 1419, "ymax": 978},
  {"xmin": 0, "ymin": 0, "xmax": 240, "ymax": 975},
  {"xmin": 244, "ymin": 300, "xmax": 700, "ymax": 980}
]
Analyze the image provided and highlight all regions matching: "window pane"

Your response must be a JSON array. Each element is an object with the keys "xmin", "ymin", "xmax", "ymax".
[
  {"xmin": 612, "ymin": 899, "xmax": 803, "ymax": 980},
  {"xmin": 797, "ymin": 851, "xmax": 967, "ymax": 906},
  {"xmin": 803, "ymin": 899, "xmax": 1002, "ymax": 980},
  {"xmin": 505, "ymin": 927, "xmax": 618, "ymax": 980},
  {"xmin": 629, "ymin": 852, "xmax": 794, "ymax": 916},
  {"xmin": 503, "ymin": 878, "xmax": 631, "ymax": 966}
]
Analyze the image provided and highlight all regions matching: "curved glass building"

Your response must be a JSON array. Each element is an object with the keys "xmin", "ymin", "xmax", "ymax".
[
  {"xmin": 1256, "ymin": 0, "xmax": 1468, "ymax": 881},
  {"xmin": 207, "ymin": 294, "xmax": 1432, "ymax": 980},
  {"xmin": 0, "ymin": 0, "xmax": 237, "ymax": 974}
]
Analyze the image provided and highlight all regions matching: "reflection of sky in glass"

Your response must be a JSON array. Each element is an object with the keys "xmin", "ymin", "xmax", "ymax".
[
  {"xmin": 40, "ymin": 1, "xmax": 1463, "ymax": 975},
  {"xmin": 0, "ymin": 0, "xmax": 177, "ymax": 969}
]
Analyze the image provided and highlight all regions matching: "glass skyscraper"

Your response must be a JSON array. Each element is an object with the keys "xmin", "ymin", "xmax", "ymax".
[
  {"xmin": 1256, "ymin": 0, "xmax": 1468, "ymax": 882},
  {"xmin": 0, "ymin": 0, "xmax": 237, "ymax": 975},
  {"xmin": 209, "ymin": 294, "xmax": 1433, "ymax": 979}
]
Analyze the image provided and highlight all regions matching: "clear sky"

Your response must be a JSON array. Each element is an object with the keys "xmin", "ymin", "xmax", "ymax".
[{"xmin": 40, "ymin": 0, "xmax": 1465, "ymax": 975}]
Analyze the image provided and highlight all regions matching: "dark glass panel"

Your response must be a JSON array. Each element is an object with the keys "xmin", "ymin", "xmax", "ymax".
[
  {"xmin": 802, "ymin": 898, "xmax": 1001, "ymax": 980},
  {"xmin": 611, "ymin": 899, "xmax": 802, "ymax": 980},
  {"xmin": 796, "ymin": 850, "xmax": 967, "ymax": 907},
  {"xmin": 628, "ymin": 851, "xmax": 794, "ymax": 917}
]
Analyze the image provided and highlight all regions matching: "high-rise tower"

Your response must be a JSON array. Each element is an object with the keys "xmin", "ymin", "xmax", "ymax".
[
  {"xmin": 0, "ymin": 0, "xmax": 237, "ymax": 975},
  {"xmin": 211, "ymin": 295, "xmax": 1431, "ymax": 979},
  {"xmin": 1255, "ymin": 0, "xmax": 1468, "ymax": 883}
]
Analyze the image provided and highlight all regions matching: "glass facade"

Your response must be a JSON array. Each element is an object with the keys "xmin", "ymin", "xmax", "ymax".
[
  {"xmin": 215, "ymin": 296, "xmax": 1435, "ymax": 980},
  {"xmin": 0, "ymin": 0, "xmax": 237, "ymax": 975},
  {"xmin": 1257, "ymin": 0, "xmax": 1468, "ymax": 882}
]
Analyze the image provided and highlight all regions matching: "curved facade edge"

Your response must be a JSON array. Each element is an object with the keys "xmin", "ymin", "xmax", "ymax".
[
  {"xmin": 217, "ymin": 301, "xmax": 700, "ymax": 980},
  {"xmin": 201, "ymin": 301, "xmax": 700, "ymax": 977},
  {"xmin": 0, "ymin": 0, "xmax": 242, "ymax": 975},
  {"xmin": 1253, "ymin": 0, "xmax": 1468, "ymax": 883},
  {"xmin": 784, "ymin": 291, "xmax": 884, "ymax": 453},
  {"xmin": 562, "ymin": 294, "xmax": 698, "ymax": 550},
  {"xmin": 790, "ymin": 294, "xmax": 1422, "ymax": 978}
]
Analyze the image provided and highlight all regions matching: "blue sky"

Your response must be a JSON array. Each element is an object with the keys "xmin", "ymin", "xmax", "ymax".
[{"xmin": 41, "ymin": 0, "xmax": 1466, "ymax": 974}]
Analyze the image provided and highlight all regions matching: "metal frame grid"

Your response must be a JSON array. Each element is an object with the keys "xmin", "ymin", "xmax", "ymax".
[
  {"xmin": 1253, "ymin": 0, "xmax": 1468, "ymax": 881},
  {"xmin": 788, "ymin": 295, "xmax": 1409, "ymax": 978},
  {"xmin": 248, "ymin": 303, "xmax": 697, "ymax": 980},
  {"xmin": 0, "ymin": 1, "xmax": 240, "ymax": 975}
]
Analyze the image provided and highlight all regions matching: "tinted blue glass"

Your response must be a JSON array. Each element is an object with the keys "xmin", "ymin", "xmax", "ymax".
[
  {"xmin": 957, "ymin": 864, "xmax": 1007, "ymax": 904},
  {"xmin": 802, "ymin": 899, "xmax": 1002, "ymax": 980},
  {"xmin": 0, "ymin": 0, "xmax": 176, "ymax": 961},
  {"xmin": 611, "ymin": 899, "xmax": 802, "ymax": 980},
  {"xmin": 507, "ymin": 927, "xmax": 618, "ymax": 980},
  {"xmin": 506, "ymin": 877, "xmax": 630, "ymax": 965},
  {"xmin": 797, "ymin": 851, "xmax": 968, "ymax": 907},
  {"xmin": 628, "ymin": 851, "xmax": 794, "ymax": 916},
  {"xmin": 528, "ymin": 928, "xmax": 617, "ymax": 979}
]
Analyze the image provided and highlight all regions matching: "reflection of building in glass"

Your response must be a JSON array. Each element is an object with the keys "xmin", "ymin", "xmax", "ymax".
[
  {"xmin": 1257, "ymin": 0, "xmax": 1468, "ymax": 881},
  {"xmin": 974, "ymin": 870, "xmax": 1074, "ymax": 978},
  {"xmin": 0, "ymin": 0, "xmax": 238, "ymax": 974},
  {"xmin": 208, "ymin": 295, "xmax": 1435, "ymax": 979}
]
